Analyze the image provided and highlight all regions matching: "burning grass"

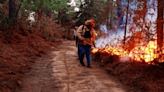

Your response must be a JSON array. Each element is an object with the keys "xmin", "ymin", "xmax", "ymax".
[
  {"xmin": 92, "ymin": 39, "xmax": 164, "ymax": 64},
  {"xmin": 92, "ymin": 51, "xmax": 164, "ymax": 92},
  {"xmin": 92, "ymin": 25, "xmax": 164, "ymax": 92}
]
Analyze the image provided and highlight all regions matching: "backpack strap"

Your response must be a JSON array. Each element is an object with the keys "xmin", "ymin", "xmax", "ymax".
[
  {"xmin": 82, "ymin": 25, "xmax": 84, "ymax": 31},
  {"xmin": 82, "ymin": 25, "xmax": 85, "ymax": 36}
]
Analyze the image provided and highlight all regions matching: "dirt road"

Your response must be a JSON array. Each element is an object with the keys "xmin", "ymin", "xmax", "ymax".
[{"xmin": 18, "ymin": 41, "xmax": 128, "ymax": 92}]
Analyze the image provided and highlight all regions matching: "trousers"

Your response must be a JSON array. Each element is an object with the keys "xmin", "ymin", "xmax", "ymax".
[{"xmin": 78, "ymin": 44, "xmax": 91, "ymax": 65}]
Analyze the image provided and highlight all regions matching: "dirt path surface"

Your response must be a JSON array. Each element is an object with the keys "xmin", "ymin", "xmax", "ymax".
[{"xmin": 18, "ymin": 41, "xmax": 128, "ymax": 92}]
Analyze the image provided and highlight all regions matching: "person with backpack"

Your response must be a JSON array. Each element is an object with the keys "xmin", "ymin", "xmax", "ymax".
[{"xmin": 76, "ymin": 19, "xmax": 96, "ymax": 68}]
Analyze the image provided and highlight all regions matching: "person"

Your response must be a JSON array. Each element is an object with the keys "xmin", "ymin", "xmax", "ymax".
[
  {"xmin": 74, "ymin": 26, "xmax": 80, "ymax": 59},
  {"xmin": 76, "ymin": 19, "xmax": 96, "ymax": 68},
  {"xmin": 74, "ymin": 27, "xmax": 78, "ymax": 47}
]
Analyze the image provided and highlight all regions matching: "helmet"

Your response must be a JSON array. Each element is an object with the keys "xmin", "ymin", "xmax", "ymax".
[
  {"xmin": 88, "ymin": 19, "xmax": 95, "ymax": 27},
  {"xmin": 85, "ymin": 19, "xmax": 95, "ymax": 27}
]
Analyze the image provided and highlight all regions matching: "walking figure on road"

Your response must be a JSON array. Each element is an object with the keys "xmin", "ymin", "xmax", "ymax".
[
  {"xmin": 74, "ymin": 26, "xmax": 80, "ymax": 59},
  {"xmin": 74, "ymin": 26, "xmax": 78, "ymax": 47},
  {"xmin": 76, "ymin": 19, "xmax": 96, "ymax": 68}
]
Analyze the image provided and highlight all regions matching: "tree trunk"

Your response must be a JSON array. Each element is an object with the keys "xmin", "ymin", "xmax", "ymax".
[
  {"xmin": 116, "ymin": 0, "xmax": 123, "ymax": 26},
  {"xmin": 9, "ymin": 0, "xmax": 15, "ymax": 19},
  {"xmin": 157, "ymin": 0, "xmax": 163, "ymax": 49},
  {"xmin": 90, "ymin": 0, "xmax": 94, "ymax": 7},
  {"xmin": 109, "ymin": 1, "xmax": 113, "ymax": 29},
  {"xmin": 110, "ymin": 10, "xmax": 113, "ymax": 29},
  {"xmin": 15, "ymin": 0, "xmax": 23, "ymax": 19},
  {"xmin": 123, "ymin": 0, "xmax": 129, "ymax": 45},
  {"xmin": 107, "ymin": 0, "xmax": 110, "ymax": 30}
]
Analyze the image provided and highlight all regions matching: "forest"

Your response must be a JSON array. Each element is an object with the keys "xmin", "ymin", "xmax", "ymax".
[{"xmin": 0, "ymin": 0, "xmax": 164, "ymax": 92}]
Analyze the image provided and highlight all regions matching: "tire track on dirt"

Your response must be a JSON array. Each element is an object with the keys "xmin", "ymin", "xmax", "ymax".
[
  {"xmin": 17, "ymin": 55, "xmax": 61, "ymax": 92},
  {"xmin": 52, "ymin": 41, "xmax": 128, "ymax": 92},
  {"xmin": 63, "ymin": 52, "xmax": 70, "ymax": 92}
]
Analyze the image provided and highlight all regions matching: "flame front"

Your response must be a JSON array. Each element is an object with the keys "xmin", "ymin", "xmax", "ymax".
[
  {"xmin": 92, "ymin": 49, "xmax": 99, "ymax": 53},
  {"xmin": 92, "ymin": 46, "xmax": 128, "ymax": 57},
  {"xmin": 92, "ymin": 40, "xmax": 163, "ymax": 63},
  {"xmin": 129, "ymin": 41, "xmax": 158, "ymax": 63},
  {"xmin": 104, "ymin": 46, "xmax": 128, "ymax": 57}
]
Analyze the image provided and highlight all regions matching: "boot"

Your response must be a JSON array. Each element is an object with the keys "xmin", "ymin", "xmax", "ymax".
[
  {"xmin": 80, "ymin": 62, "xmax": 85, "ymax": 66},
  {"xmin": 87, "ymin": 64, "xmax": 92, "ymax": 68}
]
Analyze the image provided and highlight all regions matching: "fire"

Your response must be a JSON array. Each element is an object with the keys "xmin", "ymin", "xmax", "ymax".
[
  {"xmin": 92, "ymin": 49, "xmax": 99, "ymax": 53},
  {"xmin": 104, "ymin": 46, "xmax": 128, "ymax": 57},
  {"xmin": 92, "ymin": 40, "xmax": 163, "ymax": 63},
  {"xmin": 129, "ymin": 41, "xmax": 157, "ymax": 63},
  {"xmin": 92, "ymin": 46, "xmax": 128, "ymax": 57}
]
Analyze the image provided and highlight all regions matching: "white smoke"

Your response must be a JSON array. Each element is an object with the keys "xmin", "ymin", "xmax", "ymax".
[{"xmin": 96, "ymin": 25, "xmax": 127, "ymax": 48}]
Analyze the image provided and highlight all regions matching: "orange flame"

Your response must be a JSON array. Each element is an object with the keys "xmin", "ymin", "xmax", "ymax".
[
  {"xmin": 92, "ymin": 49, "xmax": 99, "ymax": 53},
  {"xmin": 104, "ymin": 46, "xmax": 128, "ymax": 57},
  {"xmin": 92, "ymin": 46, "xmax": 128, "ymax": 57},
  {"xmin": 129, "ymin": 41, "xmax": 158, "ymax": 63},
  {"xmin": 92, "ymin": 40, "xmax": 163, "ymax": 63}
]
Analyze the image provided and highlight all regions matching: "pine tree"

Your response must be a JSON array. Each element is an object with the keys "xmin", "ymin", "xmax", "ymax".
[
  {"xmin": 157, "ymin": 0, "xmax": 163, "ymax": 49},
  {"xmin": 74, "ymin": 0, "xmax": 108, "ymax": 28},
  {"xmin": 9, "ymin": 0, "xmax": 15, "ymax": 24}
]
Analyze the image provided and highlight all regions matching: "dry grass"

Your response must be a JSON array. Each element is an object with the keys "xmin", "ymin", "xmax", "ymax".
[
  {"xmin": 0, "ymin": 15, "xmax": 65, "ymax": 92},
  {"xmin": 92, "ymin": 52, "xmax": 164, "ymax": 92}
]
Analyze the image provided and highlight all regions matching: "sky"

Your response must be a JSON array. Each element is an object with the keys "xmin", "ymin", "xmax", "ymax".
[
  {"xmin": 67, "ymin": 0, "xmax": 76, "ymax": 7},
  {"xmin": 67, "ymin": 0, "xmax": 84, "ymax": 11}
]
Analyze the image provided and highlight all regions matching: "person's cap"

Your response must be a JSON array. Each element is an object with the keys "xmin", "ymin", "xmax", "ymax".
[{"xmin": 85, "ymin": 19, "xmax": 95, "ymax": 27}]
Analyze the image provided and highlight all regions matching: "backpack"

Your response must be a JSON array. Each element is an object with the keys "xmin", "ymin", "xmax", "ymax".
[{"xmin": 82, "ymin": 25, "xmax": 92, "ymax": 38}]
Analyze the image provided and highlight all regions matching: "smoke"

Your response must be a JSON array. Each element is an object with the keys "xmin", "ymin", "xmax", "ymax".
[
  {"xmin": 96, "ymin": 24, "xmax": 128, "ymax": 48},
  {"xmin": 100, "ymin": 25, "xmax": 108, "ymax": 34}
]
